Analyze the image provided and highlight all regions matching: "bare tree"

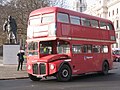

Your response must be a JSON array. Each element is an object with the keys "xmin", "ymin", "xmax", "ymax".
[
  {"xmin": 0, "ymin": 0, "xmax": 50, "ymax": 45},
  {"xmin": 7, "ymin": 0, "xmax": 50, "ymax": 32},
  {"xmin": 0, "ymin": 0, "xmax": 69, "ymax": 45},
  {"xmin": 50, "ymin": 0, "xmax": 68, "ymax": 8}
]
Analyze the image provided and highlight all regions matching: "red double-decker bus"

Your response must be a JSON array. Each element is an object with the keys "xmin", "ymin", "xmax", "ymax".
[{"xmin": 26, "ymin": 7, "xmax": 116, "ymax": 81}]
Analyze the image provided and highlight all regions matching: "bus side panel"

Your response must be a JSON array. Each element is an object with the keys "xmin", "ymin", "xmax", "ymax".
[
  {"xmin": 57, "ymin": 23, "xmax": 71, "ymax": 37},
  {"xmin": 95, "ymin": 45, "xmax": 113, "ymax": 71},
  {"xmin": 70, "ymin": 26, "xmax": 102, "ymax": 40}
]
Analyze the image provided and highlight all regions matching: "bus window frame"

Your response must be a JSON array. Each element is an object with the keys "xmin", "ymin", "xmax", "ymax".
[
  {"xmin": 29, "ymin": 14, "xmax": 42, "ymax": 26},
  {"xmin": 27, "ymin": 41, "xmax": 39, "ymax": 56},
  {"xmin": 83, "ymin": 44, "xmax": 92, "ymax": 53},
  {"xmin": 57, "ymin": 12, "xmax": 70, "ymax": 24},
  {"xmin": 99, "ymin": 21, "xmax": 107, "ymax": 30},
  {"xmin": 29, "ymin": 12, "xmax": 55, "ymax": 26},
  {"xmin": 101, "ymin": 45, "xmax": 109, "ymax": 53},
  {"xmin": 72, "ymin": 45, "xmax": 82, "ymax": 54},
  {"xmin": 106, "ymin": 23, "xmax": 114, "ymax": 30},
  {"xmin": 92, "ymin": 45, "xmax": 101, "ymax": 53},
  {"xmin": 41, "ymin": 13, "xmax": 55, "ymax": 24},
  {"xmin": 70, "ymin": 15, "xmax": 81, "ymax": 25},
  {"xmin": 90, "ymin": 19, "xmax": 99, "ymax": 28},
  {"xmin": 81, "ymin": 17, "xmax": 91, "ymax": 27}
]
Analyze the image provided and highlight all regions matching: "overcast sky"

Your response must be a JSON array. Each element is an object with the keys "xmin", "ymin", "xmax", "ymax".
[{"xmin": 86, "ymin": 0, "xmax": 97, "ymax": 6}]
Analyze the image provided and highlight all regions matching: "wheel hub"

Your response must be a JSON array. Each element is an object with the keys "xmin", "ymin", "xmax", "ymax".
[{"xmin": 62, "ymin": 69, "xmax": 68, "ymax": 77}]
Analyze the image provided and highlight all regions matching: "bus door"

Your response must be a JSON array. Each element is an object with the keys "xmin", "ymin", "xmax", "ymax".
[
  {"xmin": 72, "ymin": 53, "xmax": 86, "ymax": 74},
  {"xmin": 82, "ymin": 45, "xmax": 95, "ymax": 72},
  {"xmin": 72, "ymin": 45, "xmax": 87, "ymax": 74},
  {"xmin": 92, "ymin": 45, "xmax": 102, "ymax": 71}
]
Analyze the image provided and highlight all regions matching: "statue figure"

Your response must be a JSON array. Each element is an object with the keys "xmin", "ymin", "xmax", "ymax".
[{"xmin": 3, "ymin": 16, "xmax": 17, "ymax": 44}]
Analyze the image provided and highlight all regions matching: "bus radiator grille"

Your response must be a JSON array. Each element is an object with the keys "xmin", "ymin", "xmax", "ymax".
[
  {"xmin": 32, "ymin": 63, "xmax": 46, "ymax": 75},
  {"xmin": 32, "ymin": 63, "xmax": 39, "ymax": 74},
  {"xmin": 39, "ymin": 63, "xmax": 46, "ymax": 74}
]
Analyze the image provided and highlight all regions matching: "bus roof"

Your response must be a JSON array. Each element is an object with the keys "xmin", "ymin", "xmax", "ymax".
[{"xmin": 30, "ymin": 7, "xmax": 112, "ymax": 23}]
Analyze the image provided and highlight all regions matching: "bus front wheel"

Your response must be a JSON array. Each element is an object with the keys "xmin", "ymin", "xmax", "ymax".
[
  {"xmin": 28, "ymin": 74, "xmax": 41, "ymax": 81},
  {"xmin": 56, "ymin": 64, "xmax": 72, "ymax": 82}
]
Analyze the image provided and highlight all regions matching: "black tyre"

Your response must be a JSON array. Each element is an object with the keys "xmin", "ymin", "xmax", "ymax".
[
  {"xmin": 56, "ymin": 64, "xmax": 72, "ymax": 82},
  {"xmin": 101, "ymin": 61, "xmax": 109, "ymax": 75},
  {"xmin": 28, "ymin": 74, "xmax": 41, "ymax": 81}
]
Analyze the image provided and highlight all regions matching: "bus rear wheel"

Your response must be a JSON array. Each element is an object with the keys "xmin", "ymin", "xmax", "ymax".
[
  {"xmin": 56, "ymin": 64, "xmax": 72, "ymax": 82},
  {"xmin": 101, "ymin": 61, "xmax": 109, "ymax": 75},
  {"xmin": 28, "ymin": 74, "xmax": 41, "ymax": 81}
]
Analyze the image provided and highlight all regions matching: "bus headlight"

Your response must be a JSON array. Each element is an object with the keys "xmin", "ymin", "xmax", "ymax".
[{"xmin": 50, "ymin": 64, "xmax": 55, "ymax": 70}]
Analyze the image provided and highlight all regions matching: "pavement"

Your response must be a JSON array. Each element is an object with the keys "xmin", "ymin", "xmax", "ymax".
[{"xmin": 0, "ymin": 56, "xmax": 28, "ymax": 80}]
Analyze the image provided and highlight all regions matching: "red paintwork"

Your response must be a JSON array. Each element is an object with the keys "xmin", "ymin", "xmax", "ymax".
[
  {"xmin": 113, "ymin": 54, "xmax": 120, "ymax": 61},
  {"xmin": 27, "ymin": 54, "xmax": 71, "ymax": 76},
  {"xmin": 28, "ymin": 7, "xmax": 115, "ymax": 42},
  {"xmin": 27, "ymin": 54, "xmax": 69, "ymax": 63},
  {"xmin": 30, "ymin": 7, "xmax": 112, "ymax": 22},
  {"xmin": 113, "ymin": 54, "xmax": 120, "ymax": 58},
  {"xmin": 112, "ymin": 50, "xmax": 120, "ymax": 61},
  {"xmin": 27, "ymin": 7, "xmax": 116, "ymax": 78},
  {"xmin": 39, "ymin": 54, "xmax": 70, "ymax": 62}
]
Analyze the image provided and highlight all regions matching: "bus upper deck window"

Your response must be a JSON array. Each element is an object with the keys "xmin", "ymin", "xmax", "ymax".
[
  {"xmin": 70, "ymin": 15, "xmax": 80, "ymax": 25},
  {"xmin": 107, "ymin": 23, "xmax": 113, "ymax": 30},
  {"xmin": 91, "ymin": 20, "xmax": 99, "ymax": 28},
  {"xmin": 57, "ymin": 13, "xmax": 69, "ymax": 23},
  {"xmin": 42, "ymin": 13, "xmax": 55, "ymax": 24},
  {"xmin": 100, "ymin": 22, "xmax": 107, "ymax": 29},
  {"xmin": 29, "ymin": 15, "xmax": 42, "ymax": 26},
  {"xmin": 81, "ymin": 18, "xmax": 91, "ymax": 27}
]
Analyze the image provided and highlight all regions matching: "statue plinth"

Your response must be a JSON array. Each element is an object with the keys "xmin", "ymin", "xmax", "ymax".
[
  {"xmin": 4, "ymin": 43, "xmax": 19, "ymax": 45},
  {"xmin": 3, "ymin": 44, "xmax": 20, "ymax": 65}
]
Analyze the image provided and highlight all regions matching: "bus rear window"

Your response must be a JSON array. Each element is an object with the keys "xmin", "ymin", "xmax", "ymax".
[{"xmin": 57, "ymin": 13, "xmax": 69, "ymax": 23}]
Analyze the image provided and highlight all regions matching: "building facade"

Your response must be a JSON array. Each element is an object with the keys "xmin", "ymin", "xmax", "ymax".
[
  {"xmin": 84, "ymin": 0, "xmax": 120, "ymax": 49},
  {"xmin": 69, "ymin": 0, "xmax": 87, "ymax": 12}
]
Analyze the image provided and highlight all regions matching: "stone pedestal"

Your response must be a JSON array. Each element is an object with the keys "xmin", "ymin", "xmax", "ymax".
[{"xmin": 3, "ymin": 45, "xmax": 20, "ymax": 65}]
